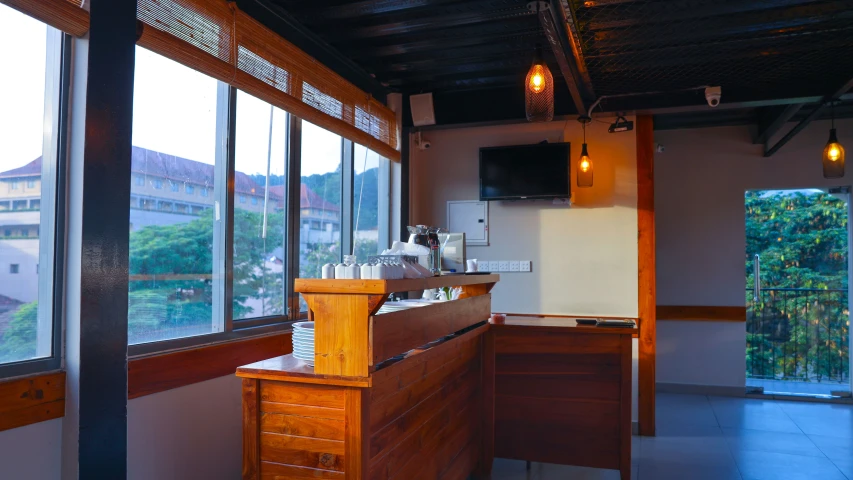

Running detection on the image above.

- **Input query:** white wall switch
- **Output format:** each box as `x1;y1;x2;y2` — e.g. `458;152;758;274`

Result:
488;261;500;272
509;261;520;272
498;261;510;272
520;261;531;272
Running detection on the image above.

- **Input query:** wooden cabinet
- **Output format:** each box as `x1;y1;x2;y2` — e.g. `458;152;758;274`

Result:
490;317;635;480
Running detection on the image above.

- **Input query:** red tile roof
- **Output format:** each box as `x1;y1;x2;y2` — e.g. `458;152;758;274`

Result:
0;157;42;178
131;147;266;197
2;148;338;212
267;184;340;212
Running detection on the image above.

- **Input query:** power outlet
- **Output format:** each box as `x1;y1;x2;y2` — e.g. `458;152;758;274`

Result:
509;261;520;272
520;261;531;272
488;261;500;272
498;261;510;272
477;261;489;272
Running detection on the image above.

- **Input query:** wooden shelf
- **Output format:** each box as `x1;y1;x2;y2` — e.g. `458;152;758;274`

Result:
294;273;500;294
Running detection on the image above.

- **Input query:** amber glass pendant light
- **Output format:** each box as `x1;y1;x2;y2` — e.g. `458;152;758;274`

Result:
577;116;593;187
823;101;845;179
525;43;554;122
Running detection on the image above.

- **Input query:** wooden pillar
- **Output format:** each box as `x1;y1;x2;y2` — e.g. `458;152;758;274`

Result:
637;115;656;436
77;0;136;475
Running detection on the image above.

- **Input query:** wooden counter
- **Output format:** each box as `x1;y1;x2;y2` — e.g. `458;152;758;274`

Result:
237;275;499;480
489;315;636;480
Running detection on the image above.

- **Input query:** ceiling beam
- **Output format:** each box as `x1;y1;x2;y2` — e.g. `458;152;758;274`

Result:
752;104;804;145
764;76;853;157
537;1;591;115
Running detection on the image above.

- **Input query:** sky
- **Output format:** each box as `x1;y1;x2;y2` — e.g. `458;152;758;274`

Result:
0;3;381;180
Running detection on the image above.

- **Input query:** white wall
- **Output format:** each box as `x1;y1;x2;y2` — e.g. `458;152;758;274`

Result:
127;375;243;480
411;120;638;316
411;119;640;418
0;419;62;479
654;119;853;389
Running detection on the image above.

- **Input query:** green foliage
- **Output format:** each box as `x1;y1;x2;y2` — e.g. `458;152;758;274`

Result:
0;302;38;363
1;169;383;351
745;190;849;384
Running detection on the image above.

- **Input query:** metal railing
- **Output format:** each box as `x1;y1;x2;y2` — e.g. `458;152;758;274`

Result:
747;288;849;384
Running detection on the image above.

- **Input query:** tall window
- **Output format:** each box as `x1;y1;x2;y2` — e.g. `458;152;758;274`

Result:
299;122;343;280
232;90;288;321
129;47;220;344
0;5;63;371
353;145;390;260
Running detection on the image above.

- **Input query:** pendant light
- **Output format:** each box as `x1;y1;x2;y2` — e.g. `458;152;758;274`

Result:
823;100;845;179
525;41;554;122
577;115;593;187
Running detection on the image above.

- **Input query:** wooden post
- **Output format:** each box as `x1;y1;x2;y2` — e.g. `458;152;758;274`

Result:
637;114;656;436
242;379;261;480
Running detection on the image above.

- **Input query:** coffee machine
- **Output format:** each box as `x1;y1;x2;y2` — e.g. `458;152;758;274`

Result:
407;225;442;276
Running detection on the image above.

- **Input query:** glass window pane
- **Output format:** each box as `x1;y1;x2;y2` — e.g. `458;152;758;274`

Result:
0;5;52;364
129;47;220;344
353;145;388;261
232;90;288;320
299;122;342;284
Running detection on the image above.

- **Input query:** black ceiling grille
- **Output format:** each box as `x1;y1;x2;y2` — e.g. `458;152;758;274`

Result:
568;0;853;102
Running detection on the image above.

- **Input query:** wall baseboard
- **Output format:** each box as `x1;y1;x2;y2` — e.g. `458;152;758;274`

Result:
657;382;745;397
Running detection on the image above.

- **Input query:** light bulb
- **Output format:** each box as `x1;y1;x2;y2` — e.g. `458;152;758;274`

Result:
527;64;546;94
579;157;591;173
828;144;841;161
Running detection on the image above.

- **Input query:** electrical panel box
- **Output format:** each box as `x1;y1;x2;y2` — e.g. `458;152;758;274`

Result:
447;200;488;246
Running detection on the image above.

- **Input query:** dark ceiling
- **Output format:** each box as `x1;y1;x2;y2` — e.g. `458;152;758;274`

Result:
245;0;853;138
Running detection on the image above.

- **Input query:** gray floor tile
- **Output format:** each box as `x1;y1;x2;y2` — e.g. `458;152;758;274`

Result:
721;427;825;457
639;435;735;468
732;450;847;480
711;402;803;434
657;395;719;428
830;456;853;480
491;458;536;480
536;463;624;480
638;463;742;480
791;416;853;439
807;434;853;462
777;401;853;420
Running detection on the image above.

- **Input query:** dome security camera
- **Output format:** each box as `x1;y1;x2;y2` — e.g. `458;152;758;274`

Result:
705;86;722;107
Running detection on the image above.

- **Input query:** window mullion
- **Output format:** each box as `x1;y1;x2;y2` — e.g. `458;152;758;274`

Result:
285;116;302;318
34;27;64;359
213;83;236;333
341;139;354;258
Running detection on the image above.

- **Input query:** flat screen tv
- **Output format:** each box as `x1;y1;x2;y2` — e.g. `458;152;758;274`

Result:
479;142;570;200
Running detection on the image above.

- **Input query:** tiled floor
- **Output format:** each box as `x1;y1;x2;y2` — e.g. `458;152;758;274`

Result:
747;378;850;396
490;393;853;479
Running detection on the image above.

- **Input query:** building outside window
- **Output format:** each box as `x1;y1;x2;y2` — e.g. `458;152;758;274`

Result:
170;182;179;192
136;175;145;186
0;4;63;371
232;90;288;321
129;47;221;345
299;121;342;285
201;188;208;197
186;184;194;194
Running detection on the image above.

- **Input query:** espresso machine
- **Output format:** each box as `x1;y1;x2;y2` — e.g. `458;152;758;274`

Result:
407;225;442;276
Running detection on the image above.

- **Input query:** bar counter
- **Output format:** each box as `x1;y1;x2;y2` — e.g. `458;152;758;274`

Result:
237;274;499;480
237;275;638;480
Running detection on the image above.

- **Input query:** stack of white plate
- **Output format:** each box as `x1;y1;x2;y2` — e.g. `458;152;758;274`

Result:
292;322;314;366
376;299;435;315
